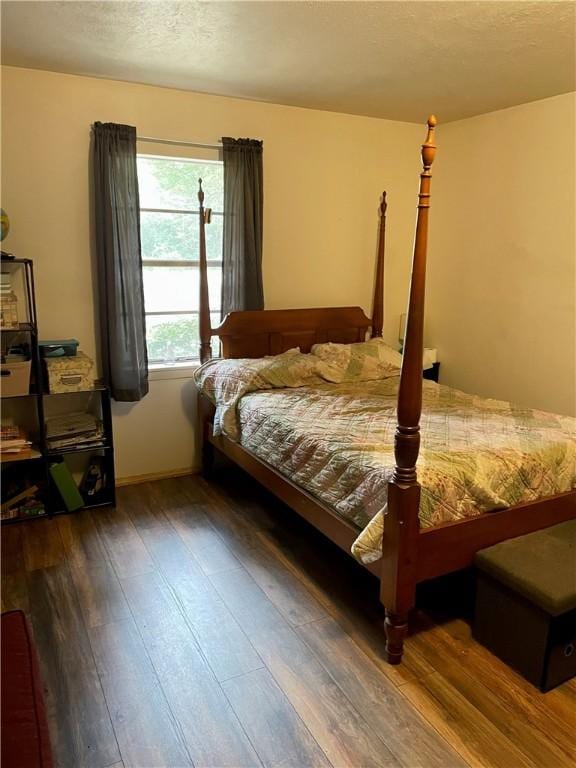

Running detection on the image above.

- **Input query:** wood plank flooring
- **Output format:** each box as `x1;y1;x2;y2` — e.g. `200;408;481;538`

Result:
2;467;575;768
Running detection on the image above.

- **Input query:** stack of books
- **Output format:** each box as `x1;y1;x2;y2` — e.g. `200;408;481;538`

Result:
0;272;12;296
0;272;18;329
45;412;104;452
0;425;32;460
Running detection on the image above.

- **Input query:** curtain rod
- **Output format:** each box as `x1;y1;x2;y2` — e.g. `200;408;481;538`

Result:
137;135;222;150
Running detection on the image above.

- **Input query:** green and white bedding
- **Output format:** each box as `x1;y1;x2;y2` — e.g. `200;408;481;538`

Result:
194;342;576;564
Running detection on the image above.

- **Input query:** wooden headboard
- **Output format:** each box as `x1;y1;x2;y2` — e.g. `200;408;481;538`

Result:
213;306;371;359
196;182;387;363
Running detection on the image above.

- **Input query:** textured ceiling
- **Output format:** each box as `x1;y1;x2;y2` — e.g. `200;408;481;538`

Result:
1;1;575;123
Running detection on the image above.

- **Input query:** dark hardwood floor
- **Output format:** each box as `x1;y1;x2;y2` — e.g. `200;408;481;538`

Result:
2;468;575;768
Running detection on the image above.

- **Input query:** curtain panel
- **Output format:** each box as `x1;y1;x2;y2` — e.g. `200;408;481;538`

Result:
221;137;264;316
92;122;149;401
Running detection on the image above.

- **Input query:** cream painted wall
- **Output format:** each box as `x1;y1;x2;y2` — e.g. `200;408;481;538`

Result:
1;66;422;478
426;93;576;416
3;68;572;479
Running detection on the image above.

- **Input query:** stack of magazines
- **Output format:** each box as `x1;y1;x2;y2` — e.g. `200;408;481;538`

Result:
45;412;104;451
1;425;32;459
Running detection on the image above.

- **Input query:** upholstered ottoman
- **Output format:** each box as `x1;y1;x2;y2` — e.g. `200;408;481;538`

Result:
473;520;576;692
1;610;53;768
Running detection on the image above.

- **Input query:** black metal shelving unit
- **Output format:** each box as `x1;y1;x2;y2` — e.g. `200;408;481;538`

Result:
1;258;116;523
41;384;116;516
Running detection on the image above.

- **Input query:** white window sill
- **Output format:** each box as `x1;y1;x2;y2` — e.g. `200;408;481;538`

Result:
148;361;200;381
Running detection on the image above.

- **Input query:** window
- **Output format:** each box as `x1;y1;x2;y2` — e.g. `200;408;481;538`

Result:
137;155;223;366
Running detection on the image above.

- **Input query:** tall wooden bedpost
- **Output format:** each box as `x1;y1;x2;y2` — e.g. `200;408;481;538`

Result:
198;178;213;364
381;116;437;664
198;179;216;475
371;191;386;338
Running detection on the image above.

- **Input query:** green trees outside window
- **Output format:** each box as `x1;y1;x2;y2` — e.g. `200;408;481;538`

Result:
137;155;223;364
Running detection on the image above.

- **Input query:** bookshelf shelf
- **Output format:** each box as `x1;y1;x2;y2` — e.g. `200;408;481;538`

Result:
52;496;114;516
1;391;43;400
46;443;111;457
1;258;116;523
0;322;36;334
1;511;48;526
1;448;43;464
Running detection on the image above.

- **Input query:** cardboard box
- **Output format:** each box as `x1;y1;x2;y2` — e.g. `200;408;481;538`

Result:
44;351;95;393
0;359;31;396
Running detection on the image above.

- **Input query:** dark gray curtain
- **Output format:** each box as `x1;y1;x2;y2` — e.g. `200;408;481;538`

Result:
93;122;148;401
221;137;264;316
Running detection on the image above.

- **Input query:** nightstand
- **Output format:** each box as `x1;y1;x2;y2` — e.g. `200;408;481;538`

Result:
423;362;440;383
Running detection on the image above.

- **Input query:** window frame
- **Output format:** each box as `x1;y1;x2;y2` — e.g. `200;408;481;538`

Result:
137;154;223;368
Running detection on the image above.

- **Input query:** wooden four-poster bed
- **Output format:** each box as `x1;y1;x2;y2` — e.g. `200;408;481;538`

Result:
195;117;576;664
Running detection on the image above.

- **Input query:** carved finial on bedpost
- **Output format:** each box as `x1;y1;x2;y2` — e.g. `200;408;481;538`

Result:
198;178;213;363
379;190;388;218
371;191;387;338
421;115;437;173
381;116;439;666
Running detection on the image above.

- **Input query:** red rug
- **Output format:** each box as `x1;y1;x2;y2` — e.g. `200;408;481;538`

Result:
1;610;53;768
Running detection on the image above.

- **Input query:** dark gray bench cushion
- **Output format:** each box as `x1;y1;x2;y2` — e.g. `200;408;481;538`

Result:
474;520;576;616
